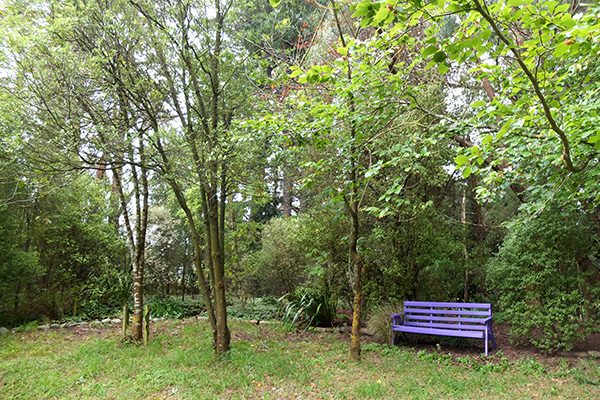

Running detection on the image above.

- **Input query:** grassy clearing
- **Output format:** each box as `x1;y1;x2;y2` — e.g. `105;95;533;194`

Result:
0;320;598;399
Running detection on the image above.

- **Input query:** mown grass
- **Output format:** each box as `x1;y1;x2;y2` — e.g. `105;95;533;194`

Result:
0;319;598;399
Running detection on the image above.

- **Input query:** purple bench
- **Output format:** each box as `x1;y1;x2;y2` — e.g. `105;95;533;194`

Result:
391;301;497;356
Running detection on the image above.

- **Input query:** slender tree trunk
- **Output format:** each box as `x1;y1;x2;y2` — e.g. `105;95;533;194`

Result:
348;203;363;361
181;257;186;301
207;187;230;354
332;0;363;360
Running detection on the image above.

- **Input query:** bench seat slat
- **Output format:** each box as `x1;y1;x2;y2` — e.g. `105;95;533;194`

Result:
405;315;489;324
402;321;487;331
395;325;485;339
403;308;491;316
404;301;492;309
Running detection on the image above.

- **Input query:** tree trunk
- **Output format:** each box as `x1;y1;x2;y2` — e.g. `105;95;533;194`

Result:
349;204;363;361
331;0;363;361
207;187;230;354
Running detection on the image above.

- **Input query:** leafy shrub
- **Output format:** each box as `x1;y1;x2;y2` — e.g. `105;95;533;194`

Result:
278;286;336;329
366;301;404;344
227;297;279;321
148;296;205;319
79;300;121;320
244;218;310;296
488;207;600;352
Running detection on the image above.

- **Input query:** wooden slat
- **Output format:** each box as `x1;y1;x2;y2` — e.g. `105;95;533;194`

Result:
405;315;489;324
404;308;490;316
404;301;491;309
404;321;486;331
394;325;485;339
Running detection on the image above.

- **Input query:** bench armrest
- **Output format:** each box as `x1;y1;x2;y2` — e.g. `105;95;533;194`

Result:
390;313;405;325
484;316;493;324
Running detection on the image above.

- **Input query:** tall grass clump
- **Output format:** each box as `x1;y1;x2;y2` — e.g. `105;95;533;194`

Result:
367;301;404;344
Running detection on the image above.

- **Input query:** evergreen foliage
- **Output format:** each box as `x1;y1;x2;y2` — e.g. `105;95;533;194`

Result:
488;207;600;351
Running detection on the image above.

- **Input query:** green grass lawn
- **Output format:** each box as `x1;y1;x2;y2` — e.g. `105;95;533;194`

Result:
0;319;598;399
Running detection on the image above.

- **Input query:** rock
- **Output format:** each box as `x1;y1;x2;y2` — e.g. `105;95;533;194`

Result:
101;318;112;324
589;351;600;358
151;318;159;322
50;324;60;329
38;325;50;330
80;321;88;326
0;327;9;335
91;320;102;326
559;351;588;358
111;318;121;324
60;323;68;329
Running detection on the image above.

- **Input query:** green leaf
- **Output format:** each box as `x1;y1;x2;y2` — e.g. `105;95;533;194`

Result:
337;46;348;56
482;134;493;145
422;45;438;57
471;100;487;108
269;0;282;8
289;69;304;78
433;51;447;63
462;167;472;179
351;2;373;18
365;169;377;178
553;42;569;59
588;135;600;144
372;7;390;25
438;63;450;75
454;155;469;166
361;16;373;28
481;29;492;41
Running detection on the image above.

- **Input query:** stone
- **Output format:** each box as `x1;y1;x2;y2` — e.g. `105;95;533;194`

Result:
111;318;121;324
60;323;68;329
50;324;60;329
101;318;112;324
38;325;50;330
151;318;159;322
559;351;588;358
0;327;9;335
588;351;600;358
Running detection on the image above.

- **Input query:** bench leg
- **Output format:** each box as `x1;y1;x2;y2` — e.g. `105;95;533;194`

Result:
489;325;497;350
485;330;489;356
391;330;396;347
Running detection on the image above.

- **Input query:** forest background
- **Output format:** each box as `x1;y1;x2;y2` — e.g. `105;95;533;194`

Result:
0;0;599;357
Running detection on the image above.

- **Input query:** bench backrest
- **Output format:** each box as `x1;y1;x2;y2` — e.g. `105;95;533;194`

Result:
403;301;492;331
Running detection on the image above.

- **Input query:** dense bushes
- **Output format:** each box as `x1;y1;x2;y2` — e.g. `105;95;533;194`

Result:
227;297;280;321
488;208;600;351
148;296;206;319
0;177;128;326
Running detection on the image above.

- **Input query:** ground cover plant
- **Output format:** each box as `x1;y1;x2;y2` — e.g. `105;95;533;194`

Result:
1;319;599;399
